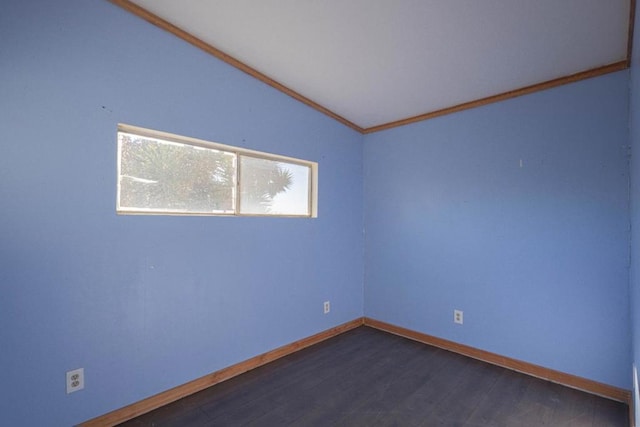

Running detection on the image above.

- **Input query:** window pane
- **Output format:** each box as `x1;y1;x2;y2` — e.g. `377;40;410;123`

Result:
118;132;236;213
239;156;310;216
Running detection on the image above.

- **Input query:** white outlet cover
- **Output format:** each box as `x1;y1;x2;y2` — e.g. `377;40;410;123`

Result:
66;368;84;394
454;310;463;325
323;301;330;314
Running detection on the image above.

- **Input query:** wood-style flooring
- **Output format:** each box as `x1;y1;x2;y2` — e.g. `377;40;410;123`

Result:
118;326;629;426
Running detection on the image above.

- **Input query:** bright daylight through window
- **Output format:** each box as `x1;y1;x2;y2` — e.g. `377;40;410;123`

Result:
117;125;316;217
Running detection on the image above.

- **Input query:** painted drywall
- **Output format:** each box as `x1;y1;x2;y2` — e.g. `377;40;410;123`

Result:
629;2;640;423
364;71;631;389
0;1;363;425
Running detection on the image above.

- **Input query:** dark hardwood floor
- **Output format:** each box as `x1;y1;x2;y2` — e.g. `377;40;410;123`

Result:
118;326;629;426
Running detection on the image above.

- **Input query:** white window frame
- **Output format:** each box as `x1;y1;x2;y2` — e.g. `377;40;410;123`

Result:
116;124;318;218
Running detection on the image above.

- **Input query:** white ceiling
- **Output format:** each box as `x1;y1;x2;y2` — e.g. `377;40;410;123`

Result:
128;0;631;131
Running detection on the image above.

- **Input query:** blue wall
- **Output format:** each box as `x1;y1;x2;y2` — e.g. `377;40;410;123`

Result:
364;71;631;389
2;1;636;426
629;2;640;422
0;1;363;425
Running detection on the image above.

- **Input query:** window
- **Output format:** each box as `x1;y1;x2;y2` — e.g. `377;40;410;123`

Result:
117;124;317;217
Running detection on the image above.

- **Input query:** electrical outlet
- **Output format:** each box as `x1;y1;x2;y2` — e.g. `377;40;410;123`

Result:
454;309;463;325
323;301;330;314
66;368;84;394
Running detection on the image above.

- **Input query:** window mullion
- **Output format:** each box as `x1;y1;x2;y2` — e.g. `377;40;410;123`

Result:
235;153;241;216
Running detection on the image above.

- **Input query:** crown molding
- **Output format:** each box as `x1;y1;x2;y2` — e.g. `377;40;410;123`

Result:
108;0;364;133
110;0;634;135
363;61;629;134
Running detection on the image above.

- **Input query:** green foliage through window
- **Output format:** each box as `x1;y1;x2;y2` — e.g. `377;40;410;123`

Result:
117;126;315;217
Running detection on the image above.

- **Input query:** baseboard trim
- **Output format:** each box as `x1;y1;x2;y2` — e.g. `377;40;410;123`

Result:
80;318;364;427
81;316;630;426
364;317;631;404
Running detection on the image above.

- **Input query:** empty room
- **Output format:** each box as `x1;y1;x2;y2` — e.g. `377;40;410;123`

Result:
2;0;640;426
